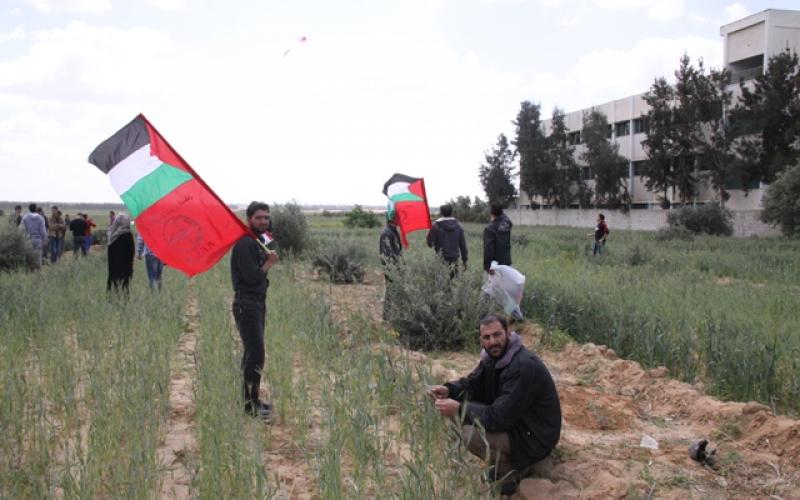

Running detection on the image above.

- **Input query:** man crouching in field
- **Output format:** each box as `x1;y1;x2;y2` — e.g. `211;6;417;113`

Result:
428;314;562;495
231;201;279;419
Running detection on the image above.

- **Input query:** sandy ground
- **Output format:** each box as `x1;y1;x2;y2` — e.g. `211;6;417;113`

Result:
314;273;800;499
155;296;199;499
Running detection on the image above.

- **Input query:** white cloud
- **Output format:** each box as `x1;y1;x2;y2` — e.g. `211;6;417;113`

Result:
723;2;750;23
590;0;684;21
143;0;191;11
523;34;722;113
23;0;112;13
0;26;26;42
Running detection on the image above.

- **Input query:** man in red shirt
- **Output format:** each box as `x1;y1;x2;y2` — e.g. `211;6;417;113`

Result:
82;213;97;255
588;213;609;256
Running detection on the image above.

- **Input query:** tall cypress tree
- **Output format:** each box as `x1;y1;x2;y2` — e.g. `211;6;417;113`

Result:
548;108;581;208
479;134;518;207
695;66;735;205
581;110;629;209
731;49;800;188
671;54;704;203
513;101;550;207
642;77;676;207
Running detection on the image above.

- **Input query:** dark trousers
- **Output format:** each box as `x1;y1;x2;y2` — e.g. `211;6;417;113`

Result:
145;254;164;290
73;236;86;257
232;299;266;408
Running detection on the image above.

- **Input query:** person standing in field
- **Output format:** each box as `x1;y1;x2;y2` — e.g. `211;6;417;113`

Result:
48;206;66;263
379;215;403;319
231;201;279;420
428;314;562;495
106;213;135;296
82;213;96;255
69;213;87;257
137;233;164;291
21;203;47;268
36;207;49;261
426;204;468;272
8;205;22;227
109;210;116;226
587;213;609;256
483;203;513;274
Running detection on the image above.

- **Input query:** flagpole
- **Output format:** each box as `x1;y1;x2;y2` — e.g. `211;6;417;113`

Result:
137;113;276;255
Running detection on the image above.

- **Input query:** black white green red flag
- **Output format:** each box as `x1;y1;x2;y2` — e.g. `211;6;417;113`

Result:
382;173;432;247
88;114;250;277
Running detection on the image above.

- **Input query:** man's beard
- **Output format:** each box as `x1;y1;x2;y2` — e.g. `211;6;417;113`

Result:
488;343;507;360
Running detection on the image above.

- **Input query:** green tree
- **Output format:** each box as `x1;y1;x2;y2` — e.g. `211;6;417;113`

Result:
760;163;800;237
479;133;517;206
671;54;704;203
695;66;735;205
731;49;800;189
547;108;582;208
581;110;629;209
642;76;676;207
513;101;550;206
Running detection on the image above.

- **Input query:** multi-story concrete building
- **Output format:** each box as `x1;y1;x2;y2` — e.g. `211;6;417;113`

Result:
519;9;800;211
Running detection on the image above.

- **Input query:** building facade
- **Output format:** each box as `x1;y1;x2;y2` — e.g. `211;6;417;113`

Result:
518;9;800;211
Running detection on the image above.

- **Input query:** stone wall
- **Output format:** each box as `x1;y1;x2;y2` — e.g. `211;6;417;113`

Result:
508;208;781;237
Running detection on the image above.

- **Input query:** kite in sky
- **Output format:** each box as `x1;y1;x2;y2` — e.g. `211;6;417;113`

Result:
88;114;251;277
283;35;307;57
383;173;432;247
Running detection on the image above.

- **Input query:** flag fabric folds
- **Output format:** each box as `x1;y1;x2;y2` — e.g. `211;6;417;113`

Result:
382;173;432;247
88;114;249;277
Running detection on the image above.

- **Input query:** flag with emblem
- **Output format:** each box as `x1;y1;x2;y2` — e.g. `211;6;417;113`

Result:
382;173;432;247
88;114;250;276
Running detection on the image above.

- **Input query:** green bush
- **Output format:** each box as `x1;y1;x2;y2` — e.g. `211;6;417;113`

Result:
761;164;800;237
0;225;40;272
343;205;380;229
312;241;367;283
445;196;489;223
667;204;733;236
384;249;492;351
271;202;309;254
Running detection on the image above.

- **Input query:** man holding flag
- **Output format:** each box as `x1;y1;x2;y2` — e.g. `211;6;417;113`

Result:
89;114;276;419
231;202;278;419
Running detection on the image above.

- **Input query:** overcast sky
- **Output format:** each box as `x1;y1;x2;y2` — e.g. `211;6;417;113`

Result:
1;0;797;206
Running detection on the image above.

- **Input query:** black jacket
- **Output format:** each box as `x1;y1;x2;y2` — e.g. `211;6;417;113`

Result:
379;224;402;266
231;235;269;301
483;214;513;272
69;218;87;238
445;334;561;470
426;218;468;264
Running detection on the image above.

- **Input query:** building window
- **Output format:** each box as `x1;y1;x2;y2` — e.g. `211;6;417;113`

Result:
632;160;647;176
568;131;581;145
607;124;613;139
581;166;592;180
633;117;650;135
615;121;630;137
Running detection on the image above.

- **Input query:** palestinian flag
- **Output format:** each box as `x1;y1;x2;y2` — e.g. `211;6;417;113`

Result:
88;114;250;277
382;173;432;247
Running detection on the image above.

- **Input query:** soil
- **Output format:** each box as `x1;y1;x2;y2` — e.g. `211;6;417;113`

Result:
315;275;800;500
155;296;199;499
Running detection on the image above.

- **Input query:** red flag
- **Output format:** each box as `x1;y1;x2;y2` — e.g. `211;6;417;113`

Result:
88;114;250;276
383;173;432;247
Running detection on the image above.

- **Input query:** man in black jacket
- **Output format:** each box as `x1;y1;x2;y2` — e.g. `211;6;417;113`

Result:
428;314;561;494
379;217;402;319
231;201;279;419
426;204;468;271
483;204;513;273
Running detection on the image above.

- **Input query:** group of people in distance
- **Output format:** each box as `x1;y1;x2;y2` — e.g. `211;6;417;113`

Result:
232;200;573;495
8;204;165;293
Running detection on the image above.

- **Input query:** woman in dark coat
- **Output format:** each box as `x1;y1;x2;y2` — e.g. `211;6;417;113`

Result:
106;213;135;295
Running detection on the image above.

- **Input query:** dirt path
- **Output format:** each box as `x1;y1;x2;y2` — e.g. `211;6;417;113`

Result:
319;276;800;499
155;296;199;499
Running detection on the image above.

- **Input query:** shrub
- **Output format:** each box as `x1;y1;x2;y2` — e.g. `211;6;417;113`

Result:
343;205;380;229
761;164;800;237
0;225;40;272
445;196;489;223
384;249;493;351
667;204;733;236
625;244;648;266
654;226;694;241
271;202;309;254
91;229;108;246
312;241;367;283
511;234;530;248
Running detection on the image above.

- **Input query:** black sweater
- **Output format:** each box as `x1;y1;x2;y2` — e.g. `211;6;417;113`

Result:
230;235;269;300
483;214;513;271
445;339;561;470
